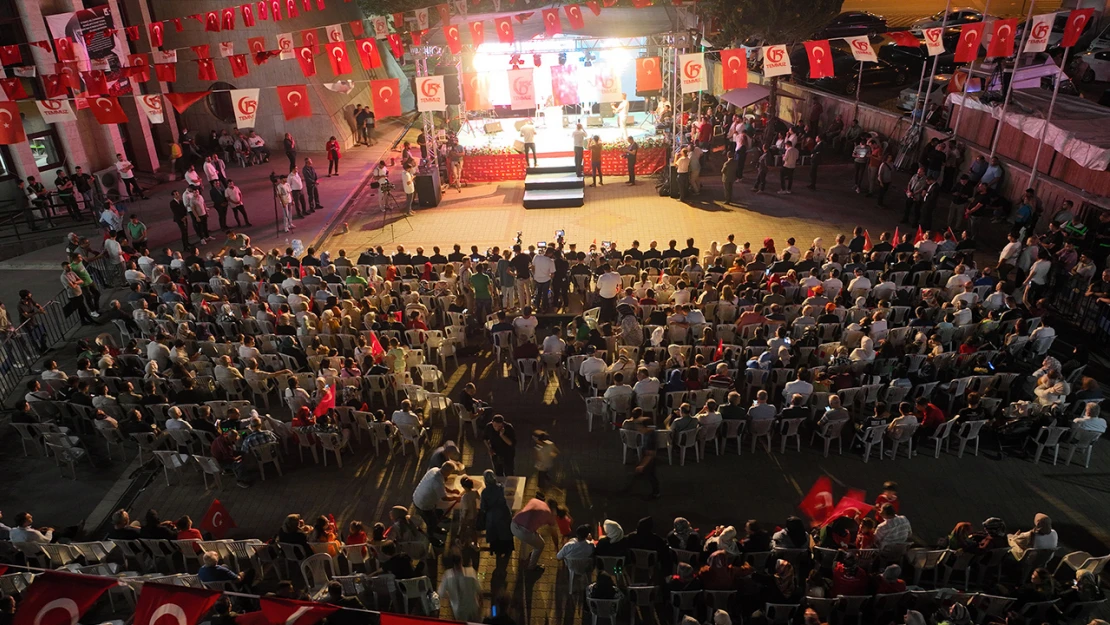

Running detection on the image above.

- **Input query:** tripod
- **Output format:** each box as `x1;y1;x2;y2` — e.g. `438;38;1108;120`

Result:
377;187;411;241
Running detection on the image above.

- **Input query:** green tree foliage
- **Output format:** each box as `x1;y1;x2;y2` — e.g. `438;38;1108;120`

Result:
697;0;844;47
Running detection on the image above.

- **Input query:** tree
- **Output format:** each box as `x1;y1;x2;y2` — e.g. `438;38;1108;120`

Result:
696;0;844;48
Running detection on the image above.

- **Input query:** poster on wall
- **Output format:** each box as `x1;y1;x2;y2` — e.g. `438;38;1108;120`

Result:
45;7;132;109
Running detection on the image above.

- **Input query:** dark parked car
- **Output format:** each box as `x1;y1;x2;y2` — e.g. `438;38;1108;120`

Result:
793;47;909;95
815;11;887;39
872;31;959;75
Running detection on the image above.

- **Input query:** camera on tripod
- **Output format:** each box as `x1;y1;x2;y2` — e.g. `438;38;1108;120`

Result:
380;180;395;192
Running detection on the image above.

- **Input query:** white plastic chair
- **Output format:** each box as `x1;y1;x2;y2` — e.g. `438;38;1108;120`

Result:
955;420;988;458
299;553;336;597
855;424;886;462
698;421;722;456
812;419;846;457
674;427;701;465
778;417;806;453
1061;429;1102;468
1027;426;1070;465
927;420;957;458
153;450;191;485
749;418;774;453
620;429;645;463
886;423;918;459
397;576;434;615
516;358;540;391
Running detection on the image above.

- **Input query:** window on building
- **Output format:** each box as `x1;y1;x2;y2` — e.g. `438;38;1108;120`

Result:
0;146;13;180
206;82;238;125
27;129;63;171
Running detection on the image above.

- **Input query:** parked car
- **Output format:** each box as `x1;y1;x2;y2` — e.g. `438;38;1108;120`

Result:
911;8;983;30
1015;12;1097;52
815;11;887;39
872;31;959;75
805;55;909;96
898;74;952;110
1073;49;1110;82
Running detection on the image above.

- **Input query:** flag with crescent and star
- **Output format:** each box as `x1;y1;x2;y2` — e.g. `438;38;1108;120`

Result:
371;78;402;117
0;102;25;145
11;572;117;625
133;584;221;625
200;498;237;538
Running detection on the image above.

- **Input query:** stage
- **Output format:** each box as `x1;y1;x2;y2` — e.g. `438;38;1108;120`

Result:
452;111;669;183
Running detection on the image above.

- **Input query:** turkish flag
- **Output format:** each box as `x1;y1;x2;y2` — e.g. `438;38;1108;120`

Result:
221;7;236;30
87;96;128;124
125;25;140;40
1063;8;1094;48
127;54;150;82
155;63;177;82
199;498;238;538
987;18;1018;58
437;3;451;25
54;37;75;61
80;70;108;95
241;4;256;27
192;44;211;59
257;0;268;19
57;64;80;90
0;45;20;65
165;91;210;114
636;56;662;91
386;34;404;58
42;75;66;98
542;9;562;36
954;22;984;63
295;47;316;77
887;31;918;47
248;37;267;56
468;21;485;46
798;475;834;525
149;22;165;47
314;385;336;417
494;17;514;43
462;72;490;110
197;58;218;81
230;54;250;77
721;48;747;90
804;40;834;79
0;78;26;100
171;17;183;31
444;24;462;54
12;572;118;625
411;30;425;45
372;78;402;117
349;20;364;37
369;332;385;362
355;38;382;69
260;598;338;625
564;4;585;29
317;0;326;8
301;29;320;55
631;0;651;6
134;584;221;625
286;0;300;18
585;1;601;15
205;11;221;32
276;85;312;121
0;101;24;145
820;496;874;527
270;0;281;21
325;43;352;76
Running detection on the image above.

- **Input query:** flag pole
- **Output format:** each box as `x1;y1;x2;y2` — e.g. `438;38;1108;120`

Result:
989;0;1038;157
914;0;951;120
1028;45;1070;188
853;61;863;120
951;0;993;137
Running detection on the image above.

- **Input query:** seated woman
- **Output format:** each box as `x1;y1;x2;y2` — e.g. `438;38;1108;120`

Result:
698;550;754;591
667;517;703;552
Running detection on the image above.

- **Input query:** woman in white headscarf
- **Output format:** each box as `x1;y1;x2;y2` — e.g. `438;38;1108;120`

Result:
810;238;827;264
594;519;628;558
850;336;877;363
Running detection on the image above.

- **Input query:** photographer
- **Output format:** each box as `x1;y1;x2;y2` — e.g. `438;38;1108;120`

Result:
402;162;416;216
371;160;389;209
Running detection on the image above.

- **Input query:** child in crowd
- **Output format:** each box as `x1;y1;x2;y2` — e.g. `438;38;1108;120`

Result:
455;476;481;568
533;430;558;489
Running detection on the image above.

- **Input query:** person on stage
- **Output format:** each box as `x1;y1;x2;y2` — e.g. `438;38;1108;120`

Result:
589;135;604;187
572;123;587;178
625;137;638;186
519;120;538;167
612;93;629;138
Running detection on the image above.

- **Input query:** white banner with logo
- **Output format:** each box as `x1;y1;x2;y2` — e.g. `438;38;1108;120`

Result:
152;49;177;64
230;88;260;129
679;52;707;94
415;8;429;30
922;28;945;56
761;44;792;77
1024;14;1054;53
277;33;295;60
372;17;389;37
35;99;76;124
219;42;235;57
595;65;622;103
845;36;877;63
415;76;446;112
325;24;344;43
137;94;164;124
508;68;535;110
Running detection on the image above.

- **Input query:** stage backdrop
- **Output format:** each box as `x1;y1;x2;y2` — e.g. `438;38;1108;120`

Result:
450;136;667;183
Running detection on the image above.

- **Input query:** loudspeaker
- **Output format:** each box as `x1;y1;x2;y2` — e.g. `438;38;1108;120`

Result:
587;116;603;127
484;121;502;133
415;169;442;207
443;74;461;106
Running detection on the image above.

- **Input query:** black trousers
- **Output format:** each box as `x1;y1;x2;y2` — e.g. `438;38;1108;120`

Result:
285;151;296;171
627;157;636;183
736;149;746;178
780;167;795;191
175;218;190;248
231;205;249;226
574;147;584;176
630;460;659;496
677;172;690;201
191;214;210;239
592;161;603;185
215;206;229;231
754;169;767;191
307;184;321;209
492;452;514;477
523;143;537;166
328;159;339;176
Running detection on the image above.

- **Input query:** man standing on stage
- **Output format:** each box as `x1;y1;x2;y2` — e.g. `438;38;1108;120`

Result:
519;119;537;167
589;135;604;187
625;137;638;185
612;93;629;138
572;123;587;178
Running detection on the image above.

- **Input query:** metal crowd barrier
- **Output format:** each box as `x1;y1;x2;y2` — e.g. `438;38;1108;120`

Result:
0;291;83;401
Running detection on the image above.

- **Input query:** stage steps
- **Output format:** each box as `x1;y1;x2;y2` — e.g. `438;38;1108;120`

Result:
523;158;584;209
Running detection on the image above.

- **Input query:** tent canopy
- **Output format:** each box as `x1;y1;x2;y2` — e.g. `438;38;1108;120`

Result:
720;84;771;109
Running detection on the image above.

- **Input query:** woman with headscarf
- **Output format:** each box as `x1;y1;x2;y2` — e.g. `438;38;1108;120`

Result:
772;517;810;549
587;570;624;602
764;559;801;603
666;562;704;593
477;470;514;557
667;518;703;552
810;238;827;264
849;336;877;363
697;549;754;591
704;525;740;559
946;521;974;550
759;238;776;257
663;369;685;394
625;517;671;573
1014;567;1057;609
1008;513;1058;560
1058;570;1105;612
617;304;643;348
874;564;906;593
967;517;1008;554
594;520;629;558
831;553;868;596
740;520;772;553
421;262;433;281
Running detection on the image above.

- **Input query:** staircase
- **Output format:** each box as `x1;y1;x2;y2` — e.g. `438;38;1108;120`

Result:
523;158;584;209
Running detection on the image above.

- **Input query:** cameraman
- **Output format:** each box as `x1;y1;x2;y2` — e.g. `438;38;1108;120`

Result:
371;160;389;209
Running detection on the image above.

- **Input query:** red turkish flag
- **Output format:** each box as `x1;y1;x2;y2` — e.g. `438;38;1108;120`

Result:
221;7;236;30
564;4;585;29
987;18;1017;58
721;48;747;90
468;21;485;46
0;79;27;100
301;29;320;55
436;3;451;25
12;572;118;625
124;25;140;40
349;20;364;36
171;17;183;31
798;475;834;525
295;47;316;77
1062;8;1094;48
316;0;326;9
247;37;267;55
411;30;425;45
285;0;300;18
230;54;250;77
0;45;20;64
270;0;281;21
371;78;402;117
57;63;80;90
86;96;129;124
80;70;108;95
197;58;218;81
42;74;67;98
260;598;338;625
314;385;336;417
256;0;268;19
636;56;662;91
54;37;75;61
199;498;238;538
241;4;256;27
494;17;514;43
631;0;651;6
444;24;462;54
149;22;165;47
276;85;311;121
954;22;984;63
804;40;834;79
154;63;177;82
355;38;382;69
887;31;918;47
462;72;490;110
127;54;150;82
820;496;874;527
386;34;404;58
585;1;601;15
192;44;211;59
165;91;210;114
0;101;24;145
325;42;352;75
134;584;221;625
541;9;562;36
392;12;404;29
204;11;221;32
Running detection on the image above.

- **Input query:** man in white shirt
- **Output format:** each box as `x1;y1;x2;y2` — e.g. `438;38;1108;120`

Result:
520;120;537;167
542;327;566;357
531;247;556;312
673;148;691;202
512;307;539;342
115;153;147;199
276;175;293;232
603;372;634;404
951;282;979;307
557;525;596;560
612;93;629;138
632;367;660;396
288;168;307;217
872;275;897;302
571;123;588;177
696;399;722;427
392;399;423;428
915;235;937;260
184;186;212;243
184;165;202;188
402;163;416;216
371;160;389;209
147;339;171;370
1073;403;1107;434
9;512;52;544
578;347;607;388
411;463;458;537
847;268;871;297
165;407;193;430
596;265;622;323
778;141;799;194
749;390;776;421
782;370;814;403
998;233;1022;267
203;155;221;186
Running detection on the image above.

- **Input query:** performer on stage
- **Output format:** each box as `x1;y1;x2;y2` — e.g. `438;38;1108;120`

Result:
612;93;629;138
519;120;538;167
572;123;587;178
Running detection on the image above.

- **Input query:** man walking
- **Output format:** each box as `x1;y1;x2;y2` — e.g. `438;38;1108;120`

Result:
169;190;190;248
625;136;638;185
303;158;321;211
225;180;251;228
61;261;95;323
721;152;738;205
184;185;211;244
753;144;770;193
354;105;370;145
572;123;587;178
519;119;537;167
807;135;824;190
778;140;798;194
484;415;517;476
629;417;659;498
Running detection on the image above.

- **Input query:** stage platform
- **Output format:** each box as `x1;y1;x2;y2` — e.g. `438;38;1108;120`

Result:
523;158;584;209
456;112;656;157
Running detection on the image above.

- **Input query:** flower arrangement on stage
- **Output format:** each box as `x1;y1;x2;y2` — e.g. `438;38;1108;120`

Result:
451;136;670;184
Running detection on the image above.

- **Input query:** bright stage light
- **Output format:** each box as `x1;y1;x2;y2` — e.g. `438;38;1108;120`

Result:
600;46;634;71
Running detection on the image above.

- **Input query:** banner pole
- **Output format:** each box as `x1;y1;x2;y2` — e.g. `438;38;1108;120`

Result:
989;0;1038;157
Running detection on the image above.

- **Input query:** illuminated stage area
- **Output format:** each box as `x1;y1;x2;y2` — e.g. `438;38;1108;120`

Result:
454;111;658;156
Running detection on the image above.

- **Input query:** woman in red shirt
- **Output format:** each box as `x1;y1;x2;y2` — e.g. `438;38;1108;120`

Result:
176;515;203;541
325;136;341;176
